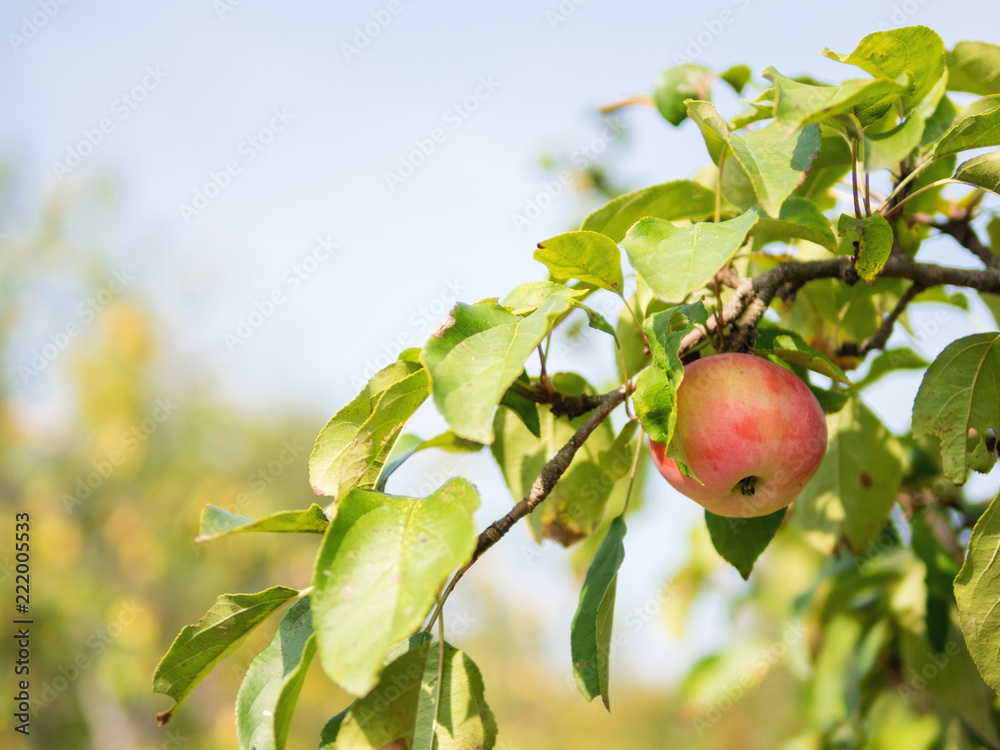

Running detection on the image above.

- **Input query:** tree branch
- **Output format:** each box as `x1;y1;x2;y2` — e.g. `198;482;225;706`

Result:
455;251;1000;590
839;281;925;358
931;217;1000;270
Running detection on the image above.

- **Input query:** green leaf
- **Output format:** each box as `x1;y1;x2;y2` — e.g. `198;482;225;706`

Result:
571;515;626;709
417;431;485;454
866;112;925;171
499;386;541;439
309;359;430;500
704;507;785;580
331;640;497;749
632;303;708;452
720;64;752;94
413;640;442;750
754;329;852;384
749;196;837;252
534;230;624;293
499;280;586;312
954;149;1000;196
856;348;929;389
729;122;823;218
798;397;903;552
688;100;822;217
654;64;715;126
623;210;759;302
912;332;1000;484
235;597;316;750
196;504;329;542
955;490;1000;694
946;41;1000;96
152;586;299;724
421;297;573;442
823;26;947;112
837;212;894;284
933;96;1000;157
581;180;722;243
765;66;904;128
311;480;478;695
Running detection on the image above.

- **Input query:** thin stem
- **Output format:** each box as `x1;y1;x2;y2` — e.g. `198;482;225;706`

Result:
715;147;728;224
851;140;863;220
880;154;935;210
598;94;655;114
621;428;645;516
882;179;956;219
620;294;652;352
864;169;872;217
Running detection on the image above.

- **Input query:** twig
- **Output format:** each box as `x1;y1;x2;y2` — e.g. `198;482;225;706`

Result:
930;217;1000;270
838;281;925;358
597;94;655;114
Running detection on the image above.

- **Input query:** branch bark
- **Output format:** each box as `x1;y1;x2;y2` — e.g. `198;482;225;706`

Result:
460;251;1000;581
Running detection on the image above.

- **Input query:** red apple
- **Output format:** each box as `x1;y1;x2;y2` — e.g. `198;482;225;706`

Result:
648;352;827;518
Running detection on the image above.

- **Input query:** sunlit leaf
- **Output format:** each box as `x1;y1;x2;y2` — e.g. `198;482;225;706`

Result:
754;328;852;384
749;196;837;252
866;112;925;171
654;64;715;125
912;332;1000;484
153;586;300;724
196;504;329;542
765;66;904;128
823;26;947;112
954;149;1000;196
421;297;573;442
623;210;758;302
955;490;1000;695
581;180;722;242
236;597;316;750
311;480;478;695
499;280;586;312
946;41;1000;96
310;359;430;500
534;230;624;293
798;397;903;552
933;96;1000;157
571;515;626;709
632;303;708;458
329;640;497;749
837;213;893;284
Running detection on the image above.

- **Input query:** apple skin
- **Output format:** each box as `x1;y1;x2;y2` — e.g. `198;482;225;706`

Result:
648;352;828;518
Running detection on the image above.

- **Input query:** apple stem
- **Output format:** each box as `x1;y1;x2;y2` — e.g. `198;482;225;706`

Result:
735;476;758;496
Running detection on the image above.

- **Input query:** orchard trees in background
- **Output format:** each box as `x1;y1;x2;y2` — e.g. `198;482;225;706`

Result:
154;26;1000;749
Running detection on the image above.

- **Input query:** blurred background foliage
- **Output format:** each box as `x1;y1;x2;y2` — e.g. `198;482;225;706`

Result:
2;140;998;749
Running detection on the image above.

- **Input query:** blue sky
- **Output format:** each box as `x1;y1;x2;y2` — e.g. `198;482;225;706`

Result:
3;0;999;690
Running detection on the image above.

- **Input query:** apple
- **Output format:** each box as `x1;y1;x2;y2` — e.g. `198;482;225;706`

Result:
648;352;828;518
